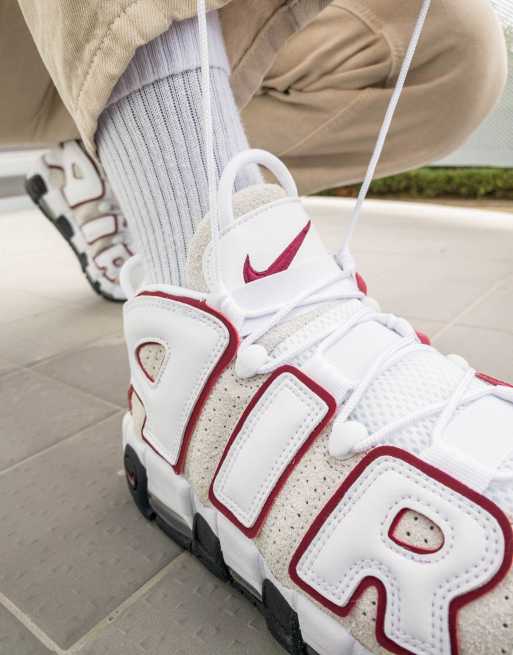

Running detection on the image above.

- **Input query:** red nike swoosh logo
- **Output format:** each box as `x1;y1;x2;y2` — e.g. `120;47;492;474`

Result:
243;221;311;284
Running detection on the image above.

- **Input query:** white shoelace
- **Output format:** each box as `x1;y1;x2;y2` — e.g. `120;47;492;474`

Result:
237;271;513;475
196;0;513;485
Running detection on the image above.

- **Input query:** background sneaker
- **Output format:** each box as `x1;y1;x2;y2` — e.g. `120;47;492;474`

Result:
25;140;132;302
120;150;513;655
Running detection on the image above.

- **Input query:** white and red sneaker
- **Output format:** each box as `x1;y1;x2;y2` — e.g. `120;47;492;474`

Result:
25;140;131;302
121;149;513;655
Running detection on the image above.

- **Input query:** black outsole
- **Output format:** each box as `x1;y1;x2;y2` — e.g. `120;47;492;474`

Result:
24;174;124;304
123;446;318;655
124;445;155;519
25;173;48;205
264;579;305;654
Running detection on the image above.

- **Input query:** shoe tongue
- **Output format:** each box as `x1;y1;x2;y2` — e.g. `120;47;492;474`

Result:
187;184;343;312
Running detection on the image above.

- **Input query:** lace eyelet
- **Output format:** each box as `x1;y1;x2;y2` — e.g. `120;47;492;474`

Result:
235;344;268;379
447;354;468;370
329;419;369;460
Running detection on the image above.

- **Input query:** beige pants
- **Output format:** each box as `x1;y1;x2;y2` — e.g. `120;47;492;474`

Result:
2;0;507;194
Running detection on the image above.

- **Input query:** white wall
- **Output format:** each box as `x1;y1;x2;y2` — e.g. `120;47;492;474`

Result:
436;1;513;168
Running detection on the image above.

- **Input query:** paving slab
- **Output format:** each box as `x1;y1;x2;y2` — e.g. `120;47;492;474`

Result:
315;201;513;264
0;356;17;378
0;368;116;471
313;198;513;324
0;288;66;326
0;605;51;655
458;275;513;331
433;325;513;382
378;198;513;215
34;335;129;409
0;249;99;306
80;553;282;655
0;303;122;367
0;208;98;306
355;250;511;323
0;413;182;649
0;209;58;259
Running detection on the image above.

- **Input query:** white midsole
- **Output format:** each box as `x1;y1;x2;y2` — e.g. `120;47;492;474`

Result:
122;412;371;655
28;158;124;300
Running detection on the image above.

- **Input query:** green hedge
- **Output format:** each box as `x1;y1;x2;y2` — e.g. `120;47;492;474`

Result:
323;167;513;200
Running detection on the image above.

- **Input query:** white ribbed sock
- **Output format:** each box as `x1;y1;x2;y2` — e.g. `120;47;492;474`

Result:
96;12;261;285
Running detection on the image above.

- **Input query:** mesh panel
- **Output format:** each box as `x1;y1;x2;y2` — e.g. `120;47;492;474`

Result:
352;350;463;451
267;301;361;358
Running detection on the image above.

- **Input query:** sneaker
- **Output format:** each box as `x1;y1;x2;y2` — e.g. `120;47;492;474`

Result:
25;140;131;302
121;149;513;655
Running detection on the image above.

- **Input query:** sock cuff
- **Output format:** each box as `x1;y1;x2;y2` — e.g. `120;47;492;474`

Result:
107;11;229;108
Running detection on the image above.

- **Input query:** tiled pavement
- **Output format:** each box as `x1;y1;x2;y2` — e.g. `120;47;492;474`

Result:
0;198;512;654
